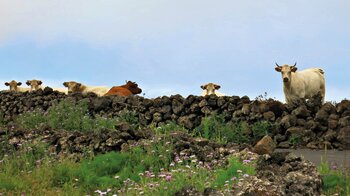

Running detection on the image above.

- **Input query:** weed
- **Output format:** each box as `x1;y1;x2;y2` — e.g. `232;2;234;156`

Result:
251;121;274;143
289;133;302;147
116;108;139;126
194;113;250;144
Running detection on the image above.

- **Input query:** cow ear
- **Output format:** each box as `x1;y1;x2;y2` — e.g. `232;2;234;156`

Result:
63;82;68;87
4;82;9;86
26;81;31;86
38;80;42;85
291;66;298;72
17;82;22;86
275;66;282;72
201;85;206;90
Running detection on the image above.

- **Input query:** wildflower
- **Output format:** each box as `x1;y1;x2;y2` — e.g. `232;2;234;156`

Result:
114;175;120;179
243;174;249;178
166;175;172;182
237;170;242;173
139;191;144;195
331;164;337;170
158;174;166;178
170;162;175;167
185;165;191;169
243;159;250;164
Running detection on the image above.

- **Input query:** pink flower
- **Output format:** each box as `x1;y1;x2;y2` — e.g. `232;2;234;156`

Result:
165;175;172;182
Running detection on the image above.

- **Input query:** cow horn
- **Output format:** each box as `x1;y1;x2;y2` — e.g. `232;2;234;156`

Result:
293;62;297;67
275;62;280;67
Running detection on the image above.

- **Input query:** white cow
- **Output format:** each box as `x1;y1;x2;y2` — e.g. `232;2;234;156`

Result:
63;81;109;96
201;83;225;96
26;79;68;94
4;80;30;92
275;63;325;104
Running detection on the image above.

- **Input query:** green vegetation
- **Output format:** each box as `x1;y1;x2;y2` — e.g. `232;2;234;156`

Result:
213;156;256;188
194;113;249;144
153;121;187;134
15;100;116;131
0;135;258;195
194;113;274;144
318;159;350;196
289;133;303;147
0;100;347;195
116;108;140;126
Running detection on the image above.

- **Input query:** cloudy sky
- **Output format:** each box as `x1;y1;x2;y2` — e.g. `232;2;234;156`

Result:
0;0;349;101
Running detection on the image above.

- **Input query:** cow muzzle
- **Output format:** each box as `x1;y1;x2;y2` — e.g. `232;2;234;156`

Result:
283;78;289;83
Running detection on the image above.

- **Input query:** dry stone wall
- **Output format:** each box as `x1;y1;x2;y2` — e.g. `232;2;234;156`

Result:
1;87;349;149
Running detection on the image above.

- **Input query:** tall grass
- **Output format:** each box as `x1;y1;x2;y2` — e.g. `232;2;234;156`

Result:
15;100;116;131
194;113;274;144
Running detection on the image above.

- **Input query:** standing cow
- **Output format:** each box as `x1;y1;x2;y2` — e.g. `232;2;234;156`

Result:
275;62;325;104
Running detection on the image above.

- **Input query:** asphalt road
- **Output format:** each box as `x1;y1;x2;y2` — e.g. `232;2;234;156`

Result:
276;148;350;168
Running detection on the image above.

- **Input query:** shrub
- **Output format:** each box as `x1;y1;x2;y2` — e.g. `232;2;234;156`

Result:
116;109;139;126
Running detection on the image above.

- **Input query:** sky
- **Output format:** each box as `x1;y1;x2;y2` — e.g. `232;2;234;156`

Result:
0;0;349;102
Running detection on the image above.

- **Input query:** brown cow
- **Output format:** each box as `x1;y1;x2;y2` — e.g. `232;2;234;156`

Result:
105;81;142;96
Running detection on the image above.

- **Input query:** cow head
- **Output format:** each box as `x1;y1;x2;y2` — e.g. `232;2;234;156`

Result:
275;62;297;83
5;80;22;91
63;81;82;94
124;81;142;94
201;83;221;95
26;79;43;91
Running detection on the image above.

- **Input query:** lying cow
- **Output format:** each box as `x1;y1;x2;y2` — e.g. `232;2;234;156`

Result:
105;81;142;96
275;62;325;104
63;81;109;96
201;83;225;96
4;80;30;92
26;79;68;94
26;79;43;91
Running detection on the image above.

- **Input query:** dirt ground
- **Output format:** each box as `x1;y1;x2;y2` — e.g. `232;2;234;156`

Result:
276;148;350;169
